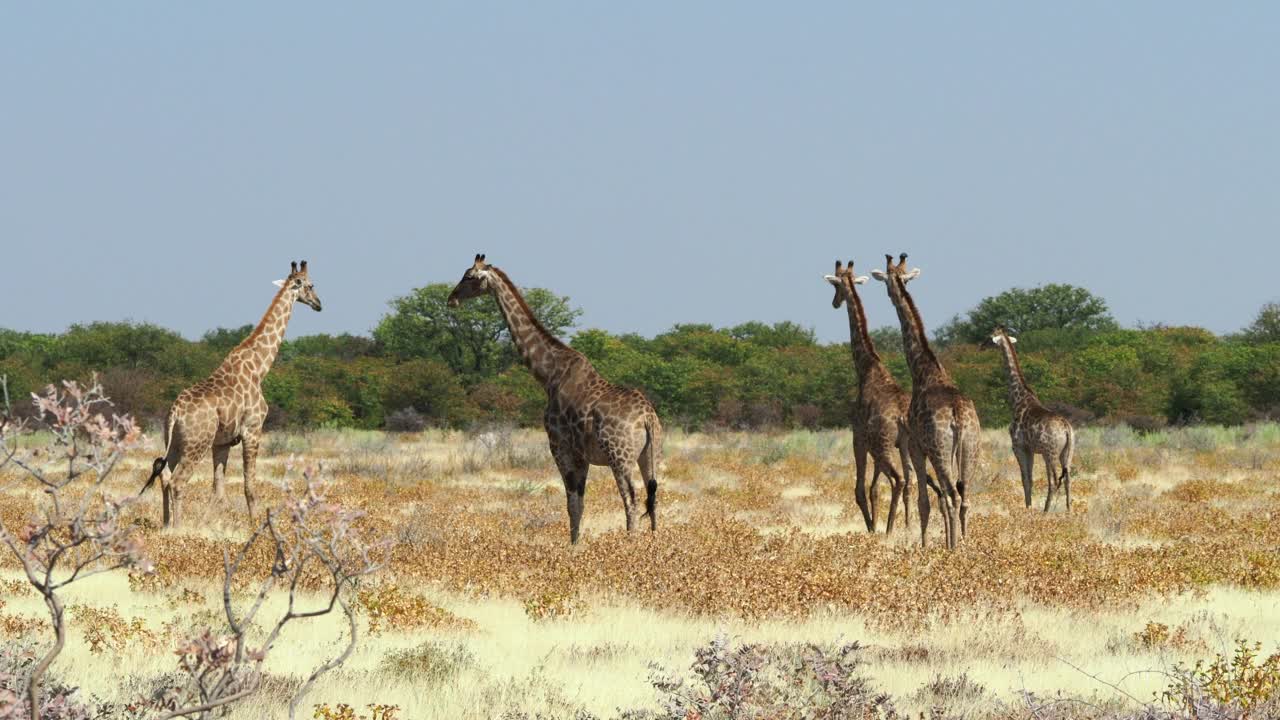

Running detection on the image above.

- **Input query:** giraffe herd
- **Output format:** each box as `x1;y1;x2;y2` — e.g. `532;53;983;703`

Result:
139;253;1075;551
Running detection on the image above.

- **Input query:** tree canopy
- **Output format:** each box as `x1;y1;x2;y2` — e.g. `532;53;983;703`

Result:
935;284;1117;346
372;283;582;379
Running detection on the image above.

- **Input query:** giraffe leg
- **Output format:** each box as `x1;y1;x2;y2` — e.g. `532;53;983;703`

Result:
565;463;588;544
610;461;639;532
869;466;883;532
929;450;958;549
882;462;904;534
897;430;913;531
241;434;262;521
212;443;231;500
161;479;173;527
166;459;198;529
853;438;873;533
1042;453;1058;512
1062;465;1072;511
1013;446;1033;509
909;444;931;548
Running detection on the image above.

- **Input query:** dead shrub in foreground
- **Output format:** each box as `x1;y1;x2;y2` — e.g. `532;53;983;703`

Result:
0;377;150;720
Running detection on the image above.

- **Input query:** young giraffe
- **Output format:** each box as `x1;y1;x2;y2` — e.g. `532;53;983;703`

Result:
447;254;662;544
823;259;914;533
140;261;322;528
984;326;1075;512
871;253;981;549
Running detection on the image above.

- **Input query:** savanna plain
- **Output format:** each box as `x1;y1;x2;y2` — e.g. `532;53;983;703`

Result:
3;423;1280;719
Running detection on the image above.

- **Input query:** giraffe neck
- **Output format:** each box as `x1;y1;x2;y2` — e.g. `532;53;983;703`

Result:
487;268;570;387
886;277;950;388
997;339;1037;411
225;287;295;384
842;282;885;382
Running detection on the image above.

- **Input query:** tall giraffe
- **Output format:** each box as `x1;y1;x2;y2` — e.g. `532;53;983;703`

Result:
871;253;981;549
823;259;914;533
140;261;322;527
447;254;662;544
984;326;1075;511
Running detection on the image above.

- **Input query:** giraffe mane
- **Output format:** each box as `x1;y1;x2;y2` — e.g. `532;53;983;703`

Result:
235;281;292;352
894;274;942;368
844;276;881;364
1001;331;1039;403
489;266;570;351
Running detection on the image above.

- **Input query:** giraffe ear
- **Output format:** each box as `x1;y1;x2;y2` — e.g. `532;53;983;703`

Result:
272;279;286;288
852;275;869;285
870;269;889;282
902;268;921;283
823;274;840;286
1008;336;1018;344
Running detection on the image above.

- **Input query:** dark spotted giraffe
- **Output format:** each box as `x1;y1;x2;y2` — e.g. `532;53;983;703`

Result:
824;259;914;533
448;254;661;544
984;326;1075;511
140;261;322;527
872;253;981;549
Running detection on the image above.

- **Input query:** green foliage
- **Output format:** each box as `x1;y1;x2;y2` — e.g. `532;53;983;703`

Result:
373;283;581;378
935;283;1118;346
1;286;1277;431
1243;302;1280;344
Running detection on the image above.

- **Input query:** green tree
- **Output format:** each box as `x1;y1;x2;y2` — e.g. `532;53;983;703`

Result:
935;284;1117;346
373;283;581;380
729;321;817;348
1243;302;1280;344
200;325;254;354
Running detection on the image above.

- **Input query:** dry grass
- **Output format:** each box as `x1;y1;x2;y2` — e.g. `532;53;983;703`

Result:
2;424;1279;717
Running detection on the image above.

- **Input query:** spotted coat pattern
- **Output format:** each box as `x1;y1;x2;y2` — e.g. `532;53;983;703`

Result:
140;261;321;528
872;254;981;550
826;260;914;534
988;327;1075;512
448;255;662;544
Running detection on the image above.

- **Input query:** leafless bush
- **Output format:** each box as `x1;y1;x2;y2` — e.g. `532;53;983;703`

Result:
384;408;426;433
0;376;150;720
147;462;390;720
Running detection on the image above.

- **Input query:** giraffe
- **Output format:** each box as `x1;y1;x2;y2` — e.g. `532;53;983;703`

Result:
447;254;662;544
139;261;322;528
984;325;1075;512
871;253;981;549
823;259;914;533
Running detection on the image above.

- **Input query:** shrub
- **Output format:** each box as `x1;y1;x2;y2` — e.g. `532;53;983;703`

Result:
1162;639;1280;716
378;642;474;684
384;407;426;433
638;635;901;720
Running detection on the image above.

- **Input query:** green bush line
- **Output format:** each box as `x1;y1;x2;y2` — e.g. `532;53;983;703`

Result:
2;319;1277;432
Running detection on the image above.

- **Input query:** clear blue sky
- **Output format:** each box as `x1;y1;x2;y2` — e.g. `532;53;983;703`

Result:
3;3;1277;343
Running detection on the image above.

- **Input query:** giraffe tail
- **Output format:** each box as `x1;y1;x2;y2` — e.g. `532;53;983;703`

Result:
640;415;660;525
140;413;178;496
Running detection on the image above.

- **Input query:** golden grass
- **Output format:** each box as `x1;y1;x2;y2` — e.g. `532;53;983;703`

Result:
2;425;1279;717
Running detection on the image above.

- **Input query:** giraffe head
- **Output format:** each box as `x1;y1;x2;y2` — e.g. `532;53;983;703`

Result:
273;260;323;311
870;252;921;294
982;325;1019;349
823;259;868;309
447;254;494;307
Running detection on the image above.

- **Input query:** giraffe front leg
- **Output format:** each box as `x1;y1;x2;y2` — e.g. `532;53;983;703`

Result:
853;439;873;533
241;433;262;521
1013;446;1033;509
